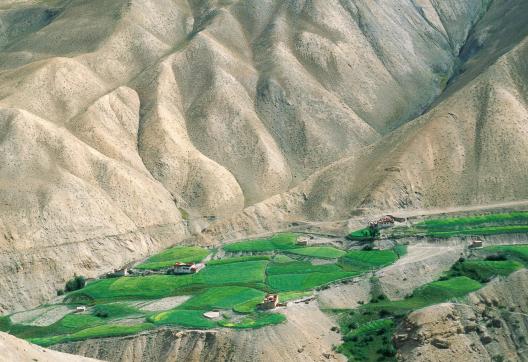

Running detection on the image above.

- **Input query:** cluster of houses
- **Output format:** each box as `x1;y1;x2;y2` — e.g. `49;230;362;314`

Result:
168;262;205;275
103;261;206;280
368;215;396;230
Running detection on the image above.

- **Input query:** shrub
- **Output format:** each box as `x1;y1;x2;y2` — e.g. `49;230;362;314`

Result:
94;310;109;318
65;275;86;292
56;289;64;296
486;254;507;261
379;309;391;317
377;346;396;357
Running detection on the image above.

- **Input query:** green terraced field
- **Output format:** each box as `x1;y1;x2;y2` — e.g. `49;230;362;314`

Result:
425;225;528;238
388;211;528;240
149;310;216;329
277;291;312;302
483;244;528;261
136;246;209;270
267;261;345;275
71;260;268;302
218;313;286;329
179;287;265;310
0;314;104;340
206;256;271;265
4;235;409;347
267;259;356;292
92;303;142;319
448;260;523;282
223;233;299;252
30;323;154;347
267;271;355;292
340;250;398;272
285;246;346;259
416;211;528;229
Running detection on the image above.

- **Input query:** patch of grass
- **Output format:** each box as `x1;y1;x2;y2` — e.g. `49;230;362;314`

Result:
206;256;271;266
223;233;299;253
69;275;195;302
426;226;528;238
278;291;312;303
393;244;407;258
339;250;398;272
413;276;482;301
346;318;394;337
92;303;142;319
272;254;296;263
1;314;104;340
196;260;268;287
149;310;216;329
232;294;267;314
339;317;396;362
218;313;285;329
267;271;355;292
417;211;528;229
448;260;523;282
180;286;265;311
482;244;528;262
285;247;345;259
136;246;208;270
390;211;528;239
30;323;154;347
0;316;10;331
267;261;345;275
266;259;355;292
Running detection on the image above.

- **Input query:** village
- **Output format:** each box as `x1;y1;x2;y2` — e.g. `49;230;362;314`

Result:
2;208;527;353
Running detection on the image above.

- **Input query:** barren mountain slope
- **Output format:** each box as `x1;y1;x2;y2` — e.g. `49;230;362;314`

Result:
0;331;101;362
0;0;493;311
199;0;528;239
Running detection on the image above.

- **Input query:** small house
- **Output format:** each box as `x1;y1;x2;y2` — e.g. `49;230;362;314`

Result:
170;262;205;275
257;294;279;310
75;306;87;313
469;240;483;249
114;268;129;277
368;215;395;230
296;236;309;246
203;311;221;319
106;268;129;278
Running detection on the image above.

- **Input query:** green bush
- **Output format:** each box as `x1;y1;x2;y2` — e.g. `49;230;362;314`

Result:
65;275;86;292
223;233;299;252
136;246;209;270
92;303;141;319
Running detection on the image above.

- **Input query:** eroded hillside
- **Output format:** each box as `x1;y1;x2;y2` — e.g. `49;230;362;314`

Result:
0;0;504;312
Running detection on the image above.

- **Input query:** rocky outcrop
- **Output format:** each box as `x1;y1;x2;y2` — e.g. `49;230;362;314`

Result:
395;270;528;361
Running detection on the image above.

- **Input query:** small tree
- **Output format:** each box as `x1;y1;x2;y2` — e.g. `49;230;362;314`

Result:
65;274;86;292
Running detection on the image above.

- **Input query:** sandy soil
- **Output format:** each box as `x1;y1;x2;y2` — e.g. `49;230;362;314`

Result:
136;296;191;312
10;305;71;327
0;331;101;362
377;245;464;299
